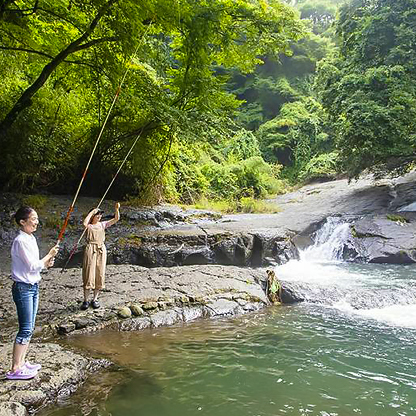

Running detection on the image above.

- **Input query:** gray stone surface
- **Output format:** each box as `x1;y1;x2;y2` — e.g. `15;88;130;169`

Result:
0;343;110;414
1;171;416;413
0;264;269;340
0;402;27;416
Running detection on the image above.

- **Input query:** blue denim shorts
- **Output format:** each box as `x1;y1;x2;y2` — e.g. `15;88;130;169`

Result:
12;281;39;345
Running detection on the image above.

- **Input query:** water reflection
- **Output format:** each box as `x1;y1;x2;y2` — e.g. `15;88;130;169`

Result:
41;301;416;416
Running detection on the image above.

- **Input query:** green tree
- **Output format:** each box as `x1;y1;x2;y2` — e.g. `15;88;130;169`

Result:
317;0;416;177
0;0;305;197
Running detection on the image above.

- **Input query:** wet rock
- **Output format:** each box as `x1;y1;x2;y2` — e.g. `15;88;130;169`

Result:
57;322;76;335
281;287;304;304
11;390;47;407
151;310;181;327
0;343;112;414
204;299;241;317
119;317;151;331
350;215;416;264
181;306;204;322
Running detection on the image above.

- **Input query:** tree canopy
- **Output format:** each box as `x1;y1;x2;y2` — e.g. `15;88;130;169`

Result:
317;0;416;177
1;0;414;205
0;0;304;198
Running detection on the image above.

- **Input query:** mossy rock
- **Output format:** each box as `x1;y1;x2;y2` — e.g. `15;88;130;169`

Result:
386;214;409;223
142;301;158;310
118;306;132;318
129;304;144;316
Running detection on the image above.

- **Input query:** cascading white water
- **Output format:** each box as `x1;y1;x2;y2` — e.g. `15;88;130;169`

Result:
275;217;416;328
300;217;351;262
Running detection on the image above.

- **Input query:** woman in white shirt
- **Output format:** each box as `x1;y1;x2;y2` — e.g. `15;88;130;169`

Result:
6;206;59;380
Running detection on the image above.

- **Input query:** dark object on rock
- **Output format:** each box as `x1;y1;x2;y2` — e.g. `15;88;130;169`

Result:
266;270;282;304
91;300;100;309
80;301;90;310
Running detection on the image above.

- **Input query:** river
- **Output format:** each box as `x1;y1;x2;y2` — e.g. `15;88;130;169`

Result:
41;219;416;416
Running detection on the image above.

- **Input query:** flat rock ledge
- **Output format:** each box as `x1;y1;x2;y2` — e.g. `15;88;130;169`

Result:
0;343;111;416
0;264;275;414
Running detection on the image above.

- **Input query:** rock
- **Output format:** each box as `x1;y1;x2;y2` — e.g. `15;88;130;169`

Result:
73;318;90;329
151;310;181;327
119;317;151;331
142;301;158;310
204;299;241;317
0;402;28;416
11;390;47;407
57;322;76;334
0;343;112;414
117;307;132;318
350;214;416;264
182;306;204;322
178;296;189;305
129;304;144;316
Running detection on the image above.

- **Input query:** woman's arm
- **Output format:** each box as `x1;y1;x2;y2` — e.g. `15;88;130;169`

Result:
15;242;59;271
41;244;59;268
105;202;120;228
83;208;99;228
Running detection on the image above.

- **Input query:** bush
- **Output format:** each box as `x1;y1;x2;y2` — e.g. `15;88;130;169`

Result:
298;151;339;181
21;195;48;210
189;196;281;214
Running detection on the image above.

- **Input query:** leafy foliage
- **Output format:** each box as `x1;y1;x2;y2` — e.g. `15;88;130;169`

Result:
0;0;304;201
316;0;416;177
257;95;332;179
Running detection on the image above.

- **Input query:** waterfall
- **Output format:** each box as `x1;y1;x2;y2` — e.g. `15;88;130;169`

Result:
300;217;351;262
275;217;416;327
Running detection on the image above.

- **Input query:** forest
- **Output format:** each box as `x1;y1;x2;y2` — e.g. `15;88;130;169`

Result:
0;0;415;209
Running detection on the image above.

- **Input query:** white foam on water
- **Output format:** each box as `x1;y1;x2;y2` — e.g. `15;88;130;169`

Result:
342;303;416;329
301;220;351;262
275;217;359;287
275;258;380;289
275;217;416;329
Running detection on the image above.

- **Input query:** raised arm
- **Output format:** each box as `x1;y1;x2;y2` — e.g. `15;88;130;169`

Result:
106;202;120;228
83;208;99;228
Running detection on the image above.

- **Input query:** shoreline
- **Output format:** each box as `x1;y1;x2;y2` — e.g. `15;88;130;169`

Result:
1;171;415;414
0;264;272;415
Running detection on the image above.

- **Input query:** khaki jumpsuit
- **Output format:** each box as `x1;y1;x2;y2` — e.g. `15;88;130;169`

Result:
82;223;107;290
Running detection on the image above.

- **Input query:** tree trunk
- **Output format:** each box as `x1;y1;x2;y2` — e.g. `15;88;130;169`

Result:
0;0;116;140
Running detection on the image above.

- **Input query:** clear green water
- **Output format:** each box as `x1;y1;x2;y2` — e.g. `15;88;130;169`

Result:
42;263;416;416
40;219;416;415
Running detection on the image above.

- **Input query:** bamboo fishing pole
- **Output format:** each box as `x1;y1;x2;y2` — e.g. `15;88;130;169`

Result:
56;23;153;246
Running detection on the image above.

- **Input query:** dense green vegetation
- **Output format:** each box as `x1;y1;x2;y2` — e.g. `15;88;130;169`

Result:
318;0;416;178
1;0;415;207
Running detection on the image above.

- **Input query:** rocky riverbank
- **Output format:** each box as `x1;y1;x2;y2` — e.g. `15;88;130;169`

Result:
0;171;415;414
0;264;281;415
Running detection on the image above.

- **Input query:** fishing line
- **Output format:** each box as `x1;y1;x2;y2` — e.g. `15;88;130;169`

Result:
60;125;147;272
56;21;153;244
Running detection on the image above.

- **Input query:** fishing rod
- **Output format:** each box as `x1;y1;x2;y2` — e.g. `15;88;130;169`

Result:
60;125;147;272
55;23;153;246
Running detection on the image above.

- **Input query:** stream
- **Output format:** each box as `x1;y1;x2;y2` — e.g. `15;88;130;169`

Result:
40;219;416;416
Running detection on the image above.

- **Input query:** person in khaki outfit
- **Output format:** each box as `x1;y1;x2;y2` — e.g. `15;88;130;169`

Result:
81;202;120;310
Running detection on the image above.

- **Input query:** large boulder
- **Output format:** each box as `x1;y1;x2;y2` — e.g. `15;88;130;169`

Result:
351;213;416;264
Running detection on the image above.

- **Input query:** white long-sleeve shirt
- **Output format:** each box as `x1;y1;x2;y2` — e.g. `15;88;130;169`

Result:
11;231;44;284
